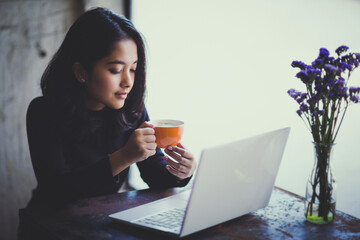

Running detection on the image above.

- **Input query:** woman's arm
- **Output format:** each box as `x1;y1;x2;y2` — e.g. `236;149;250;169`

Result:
27;97;119;203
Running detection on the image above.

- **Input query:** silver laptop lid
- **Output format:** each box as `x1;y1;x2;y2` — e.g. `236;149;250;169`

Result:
180;127;290;237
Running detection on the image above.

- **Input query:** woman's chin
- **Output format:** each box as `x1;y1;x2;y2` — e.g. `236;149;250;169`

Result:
108;101;125;110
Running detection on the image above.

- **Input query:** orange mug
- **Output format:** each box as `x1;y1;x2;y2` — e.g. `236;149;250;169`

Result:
149;120;184;148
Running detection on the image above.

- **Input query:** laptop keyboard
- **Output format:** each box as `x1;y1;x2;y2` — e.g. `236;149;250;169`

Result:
134;207;186;231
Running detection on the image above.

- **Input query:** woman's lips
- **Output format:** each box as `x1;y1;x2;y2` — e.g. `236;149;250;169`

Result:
115;92;128;100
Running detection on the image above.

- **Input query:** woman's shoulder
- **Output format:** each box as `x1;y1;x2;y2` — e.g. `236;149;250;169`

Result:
28;96;48;113
28;96;46;107
27;96;53;121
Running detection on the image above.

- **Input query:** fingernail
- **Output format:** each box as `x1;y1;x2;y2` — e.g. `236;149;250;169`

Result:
167;146;173;150
145;121;154;128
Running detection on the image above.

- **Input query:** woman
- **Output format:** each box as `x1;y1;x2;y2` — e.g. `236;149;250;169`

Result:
26;7;196;208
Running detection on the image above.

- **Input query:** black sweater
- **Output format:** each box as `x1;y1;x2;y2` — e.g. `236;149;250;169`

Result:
26;97;189;208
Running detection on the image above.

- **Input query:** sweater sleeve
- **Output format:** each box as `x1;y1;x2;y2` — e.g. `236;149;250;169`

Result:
26;97;118;205
136;108;191;188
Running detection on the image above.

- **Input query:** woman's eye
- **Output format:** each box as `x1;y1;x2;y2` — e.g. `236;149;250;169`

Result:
109;69;120;74
130;69;136;73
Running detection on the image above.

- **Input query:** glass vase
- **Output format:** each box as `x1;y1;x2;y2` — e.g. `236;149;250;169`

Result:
305;142;336;224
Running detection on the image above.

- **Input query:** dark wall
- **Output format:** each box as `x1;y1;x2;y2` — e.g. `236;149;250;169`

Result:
0;1;82;239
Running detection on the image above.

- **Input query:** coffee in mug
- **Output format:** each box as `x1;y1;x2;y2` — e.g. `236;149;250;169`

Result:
149;120;184;148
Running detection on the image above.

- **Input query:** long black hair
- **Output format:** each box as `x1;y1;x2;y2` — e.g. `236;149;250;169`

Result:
41;7;146;133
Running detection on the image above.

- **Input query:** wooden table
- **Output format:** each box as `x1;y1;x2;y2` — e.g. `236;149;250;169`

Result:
18;187;360;239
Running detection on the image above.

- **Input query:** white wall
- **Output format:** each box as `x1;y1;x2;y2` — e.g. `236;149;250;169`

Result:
132;0;360;218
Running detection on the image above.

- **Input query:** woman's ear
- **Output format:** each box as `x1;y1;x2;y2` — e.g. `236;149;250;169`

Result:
73;62;88;83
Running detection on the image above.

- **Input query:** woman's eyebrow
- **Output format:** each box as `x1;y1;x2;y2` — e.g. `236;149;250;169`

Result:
106;60;138;65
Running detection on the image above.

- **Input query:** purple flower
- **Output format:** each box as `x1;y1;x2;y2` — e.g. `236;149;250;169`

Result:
355;60;359;68
349;87;360;96
355;53;360;60
313;107;325;116
314;76;323;85
295;68;320;84
335;45;349;55
324;75;335;86
312;58;323;68
335;77;345;87
340;62;352;71
296;70;311;84
351;95;359;103
287;89;308;104
342;54;352;61
315;84;325;93
307;68;321;77
296;93;307;103
300;103;309;112
328;81;348;99
289;45;360;139
328;92;335;99
350;86;360;92
287;89;300;99
338;87;348;97
349;58;360;68
291;61;308;70
307;94;321;105
319;48;330;58
325;64;339;73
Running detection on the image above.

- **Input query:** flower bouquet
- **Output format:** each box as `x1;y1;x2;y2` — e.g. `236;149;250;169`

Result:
288;45;360;223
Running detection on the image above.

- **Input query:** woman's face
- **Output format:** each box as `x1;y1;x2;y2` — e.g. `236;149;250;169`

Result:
84;39;138;111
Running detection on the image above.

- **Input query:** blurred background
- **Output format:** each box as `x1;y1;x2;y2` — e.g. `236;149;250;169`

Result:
1;0;359;239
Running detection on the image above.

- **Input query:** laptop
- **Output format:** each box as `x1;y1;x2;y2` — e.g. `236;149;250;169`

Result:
109;127;290;238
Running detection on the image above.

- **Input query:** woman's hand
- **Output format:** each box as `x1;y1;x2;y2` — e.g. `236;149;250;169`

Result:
110;122;156;176
121;121;157;164
164;143;196;180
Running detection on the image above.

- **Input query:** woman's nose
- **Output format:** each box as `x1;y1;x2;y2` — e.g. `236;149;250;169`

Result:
120;70;133;88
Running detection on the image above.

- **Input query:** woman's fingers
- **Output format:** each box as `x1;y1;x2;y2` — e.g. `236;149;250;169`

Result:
143;132;156;143
164;144;196;179
164;148;182;162
123;122;157;163
165;145;193;160
139;121;155;129
164;157;188;179
164;155;186;173
169;145;193;159
166;164;187;179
